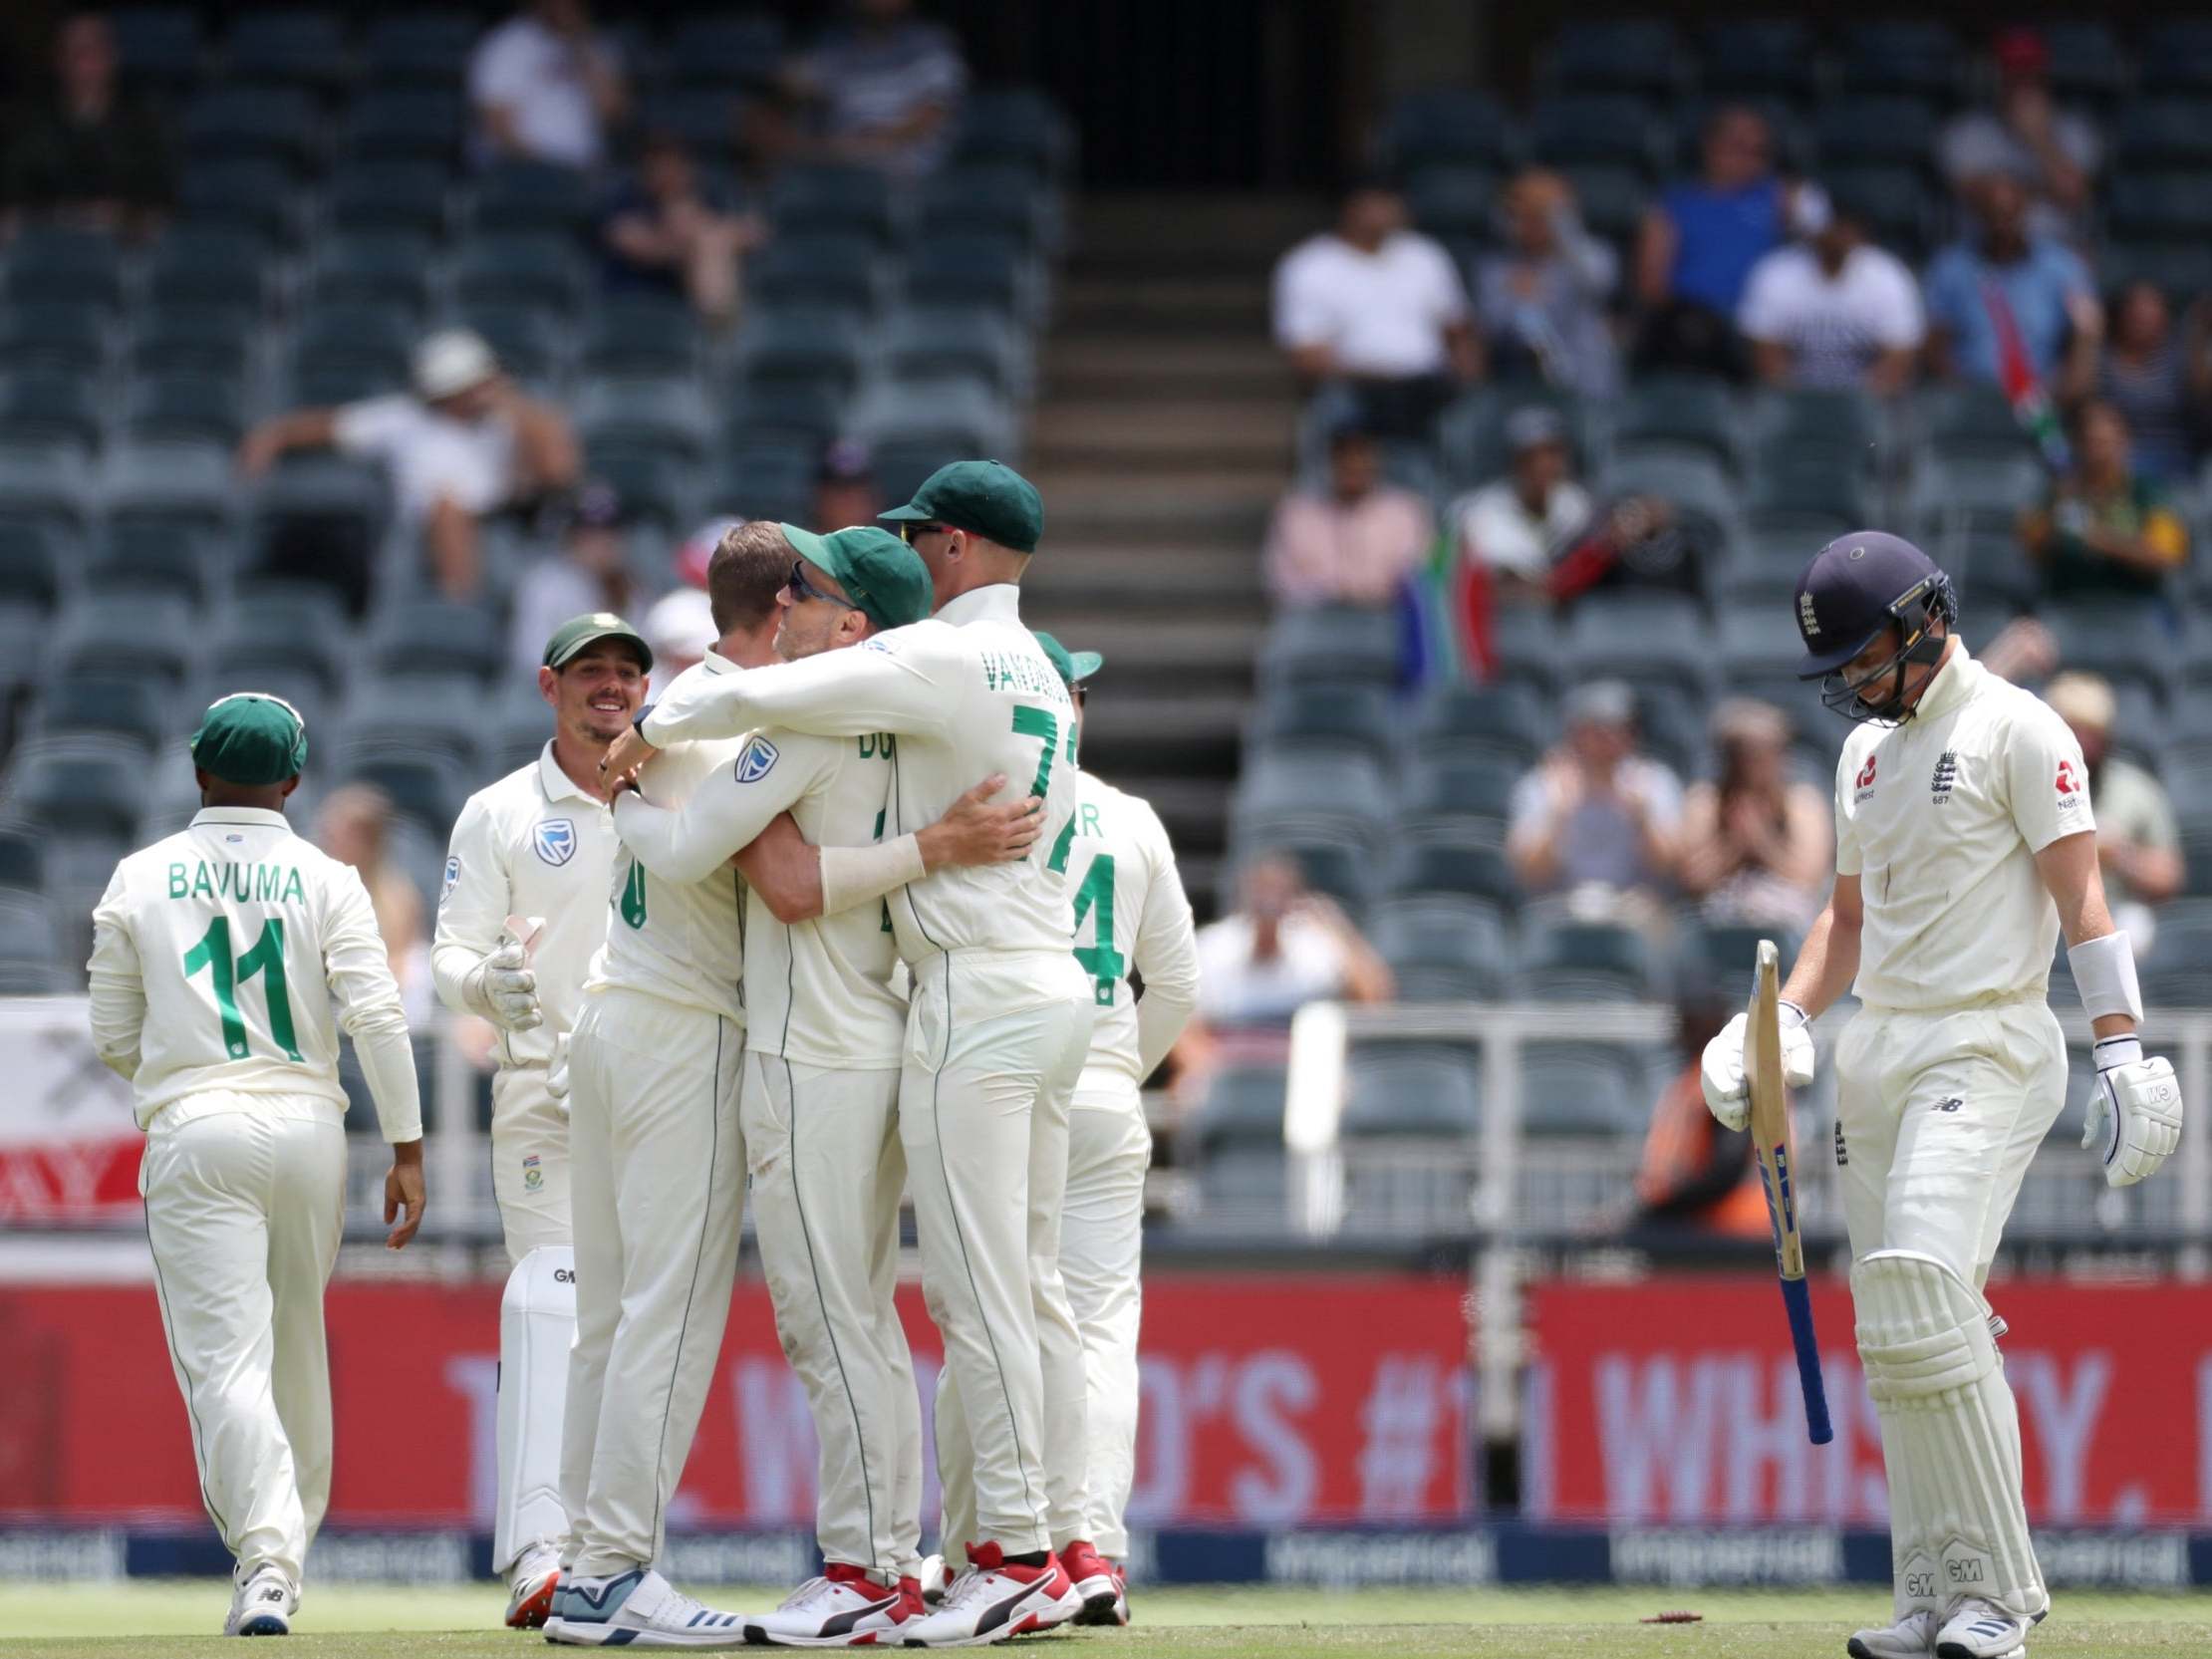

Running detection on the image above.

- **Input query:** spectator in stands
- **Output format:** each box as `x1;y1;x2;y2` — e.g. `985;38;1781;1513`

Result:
643;586;717;679
1507;681;1683;909
1677;699;1831;933
2019;400;2190;599
1924;172;2098;391
469;0;628;172
1600;982;1770;1242
1263;422;1435;609
1738;189;1924;396
1633;106;1797;378
1450;406;1593;607
782;0;968;179
597;129;763;330
2047;672;2184;952
316;784;431;1026
1939;28;2098;242
812;437;879;532
1173;851;1394;1099
1473;168;1618;400
1273;177;1481;440
1;11;171;240
508;481;636;679
2062;281;2212;484
238;329;582;602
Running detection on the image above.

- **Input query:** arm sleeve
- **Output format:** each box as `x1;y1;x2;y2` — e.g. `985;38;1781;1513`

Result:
2007;700;2097;853
1272;246;1334;350
642;633;956;747
819;836;926;916
613;734;826;885
330;396;408;457
86;868;145;1081
430;793;508;1017
1832;748;1863;876
325;866;424;1143
1130;807;1201;1077
1736;256;1785;340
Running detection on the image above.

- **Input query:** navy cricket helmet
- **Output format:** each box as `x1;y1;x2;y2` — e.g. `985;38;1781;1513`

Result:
1792;531;1957;722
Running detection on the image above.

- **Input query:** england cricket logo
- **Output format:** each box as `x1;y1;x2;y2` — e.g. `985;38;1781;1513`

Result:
1931;749;1958;804
534;818;577;867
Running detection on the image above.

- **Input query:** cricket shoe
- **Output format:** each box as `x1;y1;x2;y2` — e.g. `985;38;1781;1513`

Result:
1073;1563;1127;1628
1846;1610;1938;1658
898;1543;1081;1647
545;1566;751;1648
916;1555;951;1606
224;1566;297;1636
1057;1540;1118;1623
742;1563;923;1646
1935;1600;2039;1659
506;1540;562;1629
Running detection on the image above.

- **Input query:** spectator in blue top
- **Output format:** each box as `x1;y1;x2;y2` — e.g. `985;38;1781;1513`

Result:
1923;171;2098;390
1633;106;1795;378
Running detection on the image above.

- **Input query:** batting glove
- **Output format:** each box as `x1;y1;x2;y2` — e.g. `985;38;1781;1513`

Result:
2081;1035;2183;1188
1700;1002;1814;1132
464;938;541;1033
545;1032;571;1118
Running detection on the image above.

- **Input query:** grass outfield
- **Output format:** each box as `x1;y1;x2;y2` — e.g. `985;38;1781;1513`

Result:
2;1584;2211;1658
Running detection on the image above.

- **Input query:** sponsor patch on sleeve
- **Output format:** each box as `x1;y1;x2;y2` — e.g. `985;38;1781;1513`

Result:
440;855;460;904
735;734;780;783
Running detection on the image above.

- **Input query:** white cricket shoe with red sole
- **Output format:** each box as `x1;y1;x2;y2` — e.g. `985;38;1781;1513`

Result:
898;1544;1081;1648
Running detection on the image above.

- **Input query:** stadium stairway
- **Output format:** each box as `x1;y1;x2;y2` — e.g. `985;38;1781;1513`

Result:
1022;191;1313;916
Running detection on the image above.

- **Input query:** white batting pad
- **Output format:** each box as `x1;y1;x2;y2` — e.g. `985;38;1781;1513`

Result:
496;1244;576;1573
1853;1250;2046;1624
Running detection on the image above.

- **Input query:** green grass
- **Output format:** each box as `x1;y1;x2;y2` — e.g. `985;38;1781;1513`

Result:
1;1583;2209;1657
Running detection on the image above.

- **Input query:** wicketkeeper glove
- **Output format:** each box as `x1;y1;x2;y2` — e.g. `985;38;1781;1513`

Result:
2080;1035;2183;1188
1699;1002;1814;1132
462;937;541;1032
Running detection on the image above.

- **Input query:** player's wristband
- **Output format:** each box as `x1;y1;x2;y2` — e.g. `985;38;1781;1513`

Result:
2093;1034;2143;1072
820;834;924;916
2070;932;2144;1023
1779;999;1809;1029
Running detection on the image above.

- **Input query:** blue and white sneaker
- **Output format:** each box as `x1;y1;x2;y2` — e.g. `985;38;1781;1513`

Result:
223;1566;296;1636
1935;1599;2037;1659
543;1565;752;1648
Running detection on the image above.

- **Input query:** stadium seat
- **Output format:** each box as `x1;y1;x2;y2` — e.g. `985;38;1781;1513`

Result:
1233;746;1393;831
1527;95;1663;171
472;160;592;235
311;230;435;315
145;227;269;311
1412;683;1549;758
1370;894;1511;993
1519;1041;1649;1136
248;457;392;613
362;12;477;84
883;306;1023;394
2108;174;2212;244
1907;455;2045;539
2040;22;2127;108
918;165;1052;246
337;748;466;840
2139;21;2212;95
458;304;563;386
85;522;219;608
1682;923;1799;997
327;161;451;240
0;442;94;528
577;375;716;460
848;378;1013;457
0;303;106;378
2099;244;2212;309
583;297;702;377
1698;21;1815;100
1563;593;1709;684
1553;162;1647;244
1379;90;1514;174
658;86;746;160
770;164;896;244
1386;827;1518;907
737;306;867;396
131;305;252;380
750;233;883;316
2043;601;2181;700
1612;377;1740;471
1836;21;1962;100
1249;684;1396;749
0;822;47;895
336;679;484;773
213;587;352;695
905;234;1026;314
1405;167;1495;243
4;228;124;311
181;85;319;173
0;889;66;972
1813;97;1940;168
1341;1050;1483;1138
1818;163;1932;260
453;232;582;317
1261;605;1401;689
288;302;415;394
224;10;349;91
176;159;297;245
53;591;200;687
0;373;102;451
1921;383;2032;459
1260;829;1379;917
869;438;968;511
952;89;1075;177
2114;99;2212;169
1747;452;1873;527
665;11;787;87
0;522;63;609
110;5;204;88
1522;918;1660;1002
370;600;506;684
586;440;697;528
35;674;169;752
1546;20;1683;97
1402;757;1518;824
724;382;843;446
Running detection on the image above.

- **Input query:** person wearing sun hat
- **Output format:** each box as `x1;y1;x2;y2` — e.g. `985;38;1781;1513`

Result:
599;463;1108;1642
87;691;427;1637
932;632;1199;1628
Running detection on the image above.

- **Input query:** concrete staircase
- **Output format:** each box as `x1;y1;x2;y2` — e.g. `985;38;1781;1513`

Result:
1022;191;1320;915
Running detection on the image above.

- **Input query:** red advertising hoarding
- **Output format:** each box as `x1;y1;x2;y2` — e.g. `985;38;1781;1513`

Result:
1523;1278;2212;1526
0;1275;1472;1528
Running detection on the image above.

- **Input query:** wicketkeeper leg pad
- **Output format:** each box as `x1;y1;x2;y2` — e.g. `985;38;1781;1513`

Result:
1853;1250;2047;1625
496;1244;576;1573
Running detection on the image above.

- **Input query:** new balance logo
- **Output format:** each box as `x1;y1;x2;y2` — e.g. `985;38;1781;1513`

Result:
1933;1097;1963;1113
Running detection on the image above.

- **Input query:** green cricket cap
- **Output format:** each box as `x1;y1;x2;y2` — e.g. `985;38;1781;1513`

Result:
1032;631;1103;689
543;612;653;673
783;524;934;631
189;692;308;786
879;459;1044;554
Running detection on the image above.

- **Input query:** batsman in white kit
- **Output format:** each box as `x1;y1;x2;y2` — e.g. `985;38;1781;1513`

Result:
88;693;427;1637
431;612;651;1627
931;633;1200;1627
1701;534;2185;1659
606;464;1099;1646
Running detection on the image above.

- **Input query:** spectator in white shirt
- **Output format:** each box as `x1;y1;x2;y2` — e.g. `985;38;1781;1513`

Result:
784;0;968;179
1273;177;1481;438
1507;680;1683;907
469;0;627;172
1448;406;1593;602
1738;190;1924;395
238;330;581;602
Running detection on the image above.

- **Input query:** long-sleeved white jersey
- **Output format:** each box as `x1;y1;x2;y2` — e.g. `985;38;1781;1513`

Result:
87;805;422;1139
1051;770;1201;1092
613;720;906;1070
431;741;618;1067
595;653;752;1023
641;585;1081;1007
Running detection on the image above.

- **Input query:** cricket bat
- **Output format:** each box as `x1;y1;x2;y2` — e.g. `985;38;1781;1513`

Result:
1750;938;1834;1446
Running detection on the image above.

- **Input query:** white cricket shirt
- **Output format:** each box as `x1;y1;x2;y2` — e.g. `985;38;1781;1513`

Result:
1834;645;2094;1011
593;653;750;1023
642;585;1087;1013
1053;770;1201;1094
617;720;906;1070
88;807;422;1139
432;741;618;1069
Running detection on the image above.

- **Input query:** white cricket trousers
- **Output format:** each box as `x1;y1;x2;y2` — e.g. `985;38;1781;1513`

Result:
140;1097;346;1590
1834;998;2069;1285
489;1063;573;1576
490;1064;570;1263
911;951;1094;1557
562;987;745;1579
741;1053;922;1584
1060;1083;1151;1559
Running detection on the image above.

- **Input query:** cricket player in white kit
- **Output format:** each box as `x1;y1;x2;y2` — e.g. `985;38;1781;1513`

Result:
1701;533;2185;1659
606;464;1098;1646
89;693;427;1637
934;633;1200;1627
432;612;651;1627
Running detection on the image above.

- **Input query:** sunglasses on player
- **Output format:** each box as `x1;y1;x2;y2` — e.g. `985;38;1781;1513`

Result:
898;520;950;544
786;560;843;607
